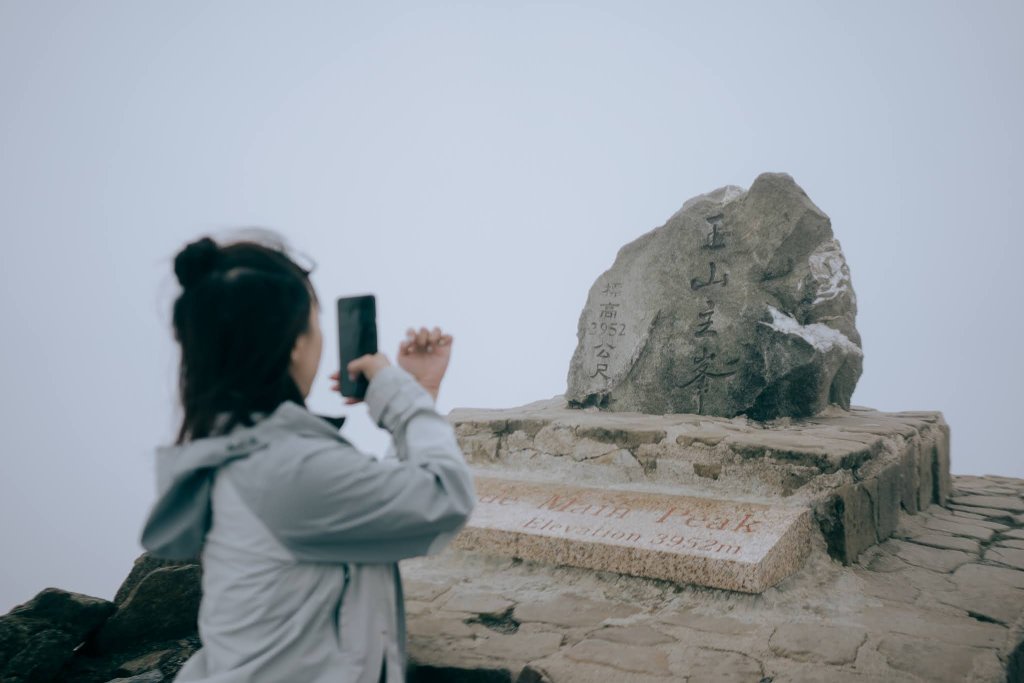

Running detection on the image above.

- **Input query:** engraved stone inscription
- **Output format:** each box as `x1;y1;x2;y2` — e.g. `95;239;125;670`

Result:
585;280;627;382
679;214;740;413
453;474;813;593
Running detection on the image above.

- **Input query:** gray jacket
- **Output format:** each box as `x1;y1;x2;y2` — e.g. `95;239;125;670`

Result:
139;365;476;682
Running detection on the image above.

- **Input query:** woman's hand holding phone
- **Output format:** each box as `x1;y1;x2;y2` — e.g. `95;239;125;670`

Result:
330;354;391;405
329;326;453;404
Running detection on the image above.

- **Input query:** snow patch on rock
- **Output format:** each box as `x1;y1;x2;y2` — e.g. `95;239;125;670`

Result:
808;239;854;307
760;305;863;355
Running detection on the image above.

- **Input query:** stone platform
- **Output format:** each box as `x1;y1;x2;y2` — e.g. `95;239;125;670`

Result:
452;398;951;569
18;479;1020;682
401;475;1024;683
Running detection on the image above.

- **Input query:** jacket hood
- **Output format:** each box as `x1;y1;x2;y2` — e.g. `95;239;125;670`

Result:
139;401;347;560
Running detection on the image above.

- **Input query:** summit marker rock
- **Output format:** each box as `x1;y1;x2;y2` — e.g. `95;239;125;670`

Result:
566;172;862;419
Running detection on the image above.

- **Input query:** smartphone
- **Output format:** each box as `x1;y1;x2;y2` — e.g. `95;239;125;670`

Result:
336;294;378;400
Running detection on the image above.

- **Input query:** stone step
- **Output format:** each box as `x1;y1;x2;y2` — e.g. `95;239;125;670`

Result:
451;471;813;593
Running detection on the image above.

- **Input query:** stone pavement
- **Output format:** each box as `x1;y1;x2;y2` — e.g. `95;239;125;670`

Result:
401;475;1024;682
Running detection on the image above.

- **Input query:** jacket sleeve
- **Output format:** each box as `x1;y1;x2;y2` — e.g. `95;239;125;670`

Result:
252;365;476;564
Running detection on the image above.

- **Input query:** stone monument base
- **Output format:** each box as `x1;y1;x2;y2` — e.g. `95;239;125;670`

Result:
450;397;950;590
18;477;1021;683
401;475;1024;683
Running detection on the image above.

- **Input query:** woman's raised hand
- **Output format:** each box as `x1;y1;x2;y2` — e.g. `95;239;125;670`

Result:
398;326;453;401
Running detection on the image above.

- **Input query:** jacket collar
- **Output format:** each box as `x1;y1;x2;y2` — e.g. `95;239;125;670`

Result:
257;400;347;440
208;400;346;441
157;400;347;464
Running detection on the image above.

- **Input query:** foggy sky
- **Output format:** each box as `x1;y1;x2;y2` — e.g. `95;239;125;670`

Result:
1;0;1021;612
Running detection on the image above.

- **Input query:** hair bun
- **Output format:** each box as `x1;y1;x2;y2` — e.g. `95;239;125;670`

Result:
174;237;223;289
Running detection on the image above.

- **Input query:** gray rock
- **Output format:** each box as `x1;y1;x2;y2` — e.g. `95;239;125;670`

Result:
113;553;196;606
566;172;862;419
0;587;115;682
93;564;202;654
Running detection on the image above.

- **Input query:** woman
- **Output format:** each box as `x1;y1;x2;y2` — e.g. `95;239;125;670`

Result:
140;232;476;682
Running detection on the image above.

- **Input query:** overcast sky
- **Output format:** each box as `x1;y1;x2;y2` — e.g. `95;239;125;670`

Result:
1;1;1021;613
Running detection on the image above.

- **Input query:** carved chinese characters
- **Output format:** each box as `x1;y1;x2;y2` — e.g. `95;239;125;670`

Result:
679;213;741;414
588;282;625;382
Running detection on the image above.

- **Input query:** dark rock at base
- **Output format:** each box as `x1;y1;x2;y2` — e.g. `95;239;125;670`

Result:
92;564;202;654
113;555;196;607
56;636;201;683
0;588;115;682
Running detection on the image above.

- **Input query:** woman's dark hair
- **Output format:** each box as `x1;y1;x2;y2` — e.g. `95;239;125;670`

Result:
171;230;319;444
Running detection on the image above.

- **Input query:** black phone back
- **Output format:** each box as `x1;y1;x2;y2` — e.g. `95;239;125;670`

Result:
336;294;378;399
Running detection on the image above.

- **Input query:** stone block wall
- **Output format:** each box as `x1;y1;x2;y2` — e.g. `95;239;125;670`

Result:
450;398;951;565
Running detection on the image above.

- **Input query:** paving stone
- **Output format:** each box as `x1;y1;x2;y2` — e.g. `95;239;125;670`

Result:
960;517;1009;532
888;540;974;573
948;503;1017;521
668;647;765;682
978;486;1022;495
949;494;1024;513
937;507;986;521
952;561;1024;590
405;641;516;680
864;547;906;572
921;515;998;541
936;564;1024;625
984;546;1024;571
513;594;641;627
768;623;866;664
969;648;1013;682
586;624;676;646
902;533;981;554
938;589;1022;626
764;666;917;682
404;600;432;617
519;657;672;683
406;615;475;638
996;539;1024;550
653;611;759;634
877;633;989;682
853;569;919;604
403;579;452;602
892;514;928;538
858;604;1006;648
563;638;671;675
892;565;956;594
440;591;515;617
471;631;564;661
